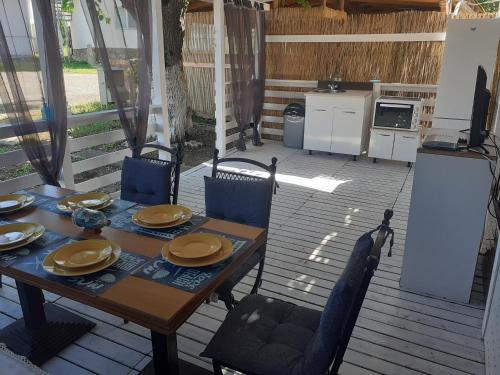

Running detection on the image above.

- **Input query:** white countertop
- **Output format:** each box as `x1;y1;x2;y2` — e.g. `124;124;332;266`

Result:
304;89;372;98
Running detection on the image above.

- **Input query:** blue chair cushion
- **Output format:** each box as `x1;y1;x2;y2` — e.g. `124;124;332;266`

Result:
202;232;375;375
121;156;172;205
201;294;321;375
204;176;273;229
300;232;374;374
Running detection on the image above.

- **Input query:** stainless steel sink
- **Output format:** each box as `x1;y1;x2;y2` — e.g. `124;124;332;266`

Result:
312;88;346;94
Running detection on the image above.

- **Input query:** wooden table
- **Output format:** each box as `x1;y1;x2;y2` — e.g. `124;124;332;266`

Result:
0;185;266;374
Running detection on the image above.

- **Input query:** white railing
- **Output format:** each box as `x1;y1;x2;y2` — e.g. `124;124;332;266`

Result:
260;79;439;139
0;106;162;195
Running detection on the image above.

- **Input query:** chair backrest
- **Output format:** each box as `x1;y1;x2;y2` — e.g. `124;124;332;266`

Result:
120;143;183;205
204;148;277;229
298;210;393;375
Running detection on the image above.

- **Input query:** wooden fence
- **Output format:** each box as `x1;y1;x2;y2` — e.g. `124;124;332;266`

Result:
261;80;438;140
0;107;160;195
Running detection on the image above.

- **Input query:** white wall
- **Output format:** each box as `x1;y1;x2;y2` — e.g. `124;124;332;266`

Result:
0;0;34;56
433;19;500;130
71;0;138;50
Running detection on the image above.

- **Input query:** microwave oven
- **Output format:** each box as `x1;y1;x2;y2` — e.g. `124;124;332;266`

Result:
372;96;423;130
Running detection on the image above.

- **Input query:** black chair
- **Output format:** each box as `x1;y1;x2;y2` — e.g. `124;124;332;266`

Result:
121;143;183;205
201;210;394;375
204;149;278;310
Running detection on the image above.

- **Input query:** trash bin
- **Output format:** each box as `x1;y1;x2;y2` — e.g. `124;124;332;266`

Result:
283;103;305;149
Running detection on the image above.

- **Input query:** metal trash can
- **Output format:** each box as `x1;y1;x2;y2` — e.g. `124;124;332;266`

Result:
283;103;305;149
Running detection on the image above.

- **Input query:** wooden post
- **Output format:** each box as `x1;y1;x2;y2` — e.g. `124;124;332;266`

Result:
151;0;171;159
214;0;227;157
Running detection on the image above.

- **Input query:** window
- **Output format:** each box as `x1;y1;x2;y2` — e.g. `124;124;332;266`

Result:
116;7;136;30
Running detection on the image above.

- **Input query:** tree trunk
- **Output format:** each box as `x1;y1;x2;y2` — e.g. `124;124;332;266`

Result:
162;0;192;143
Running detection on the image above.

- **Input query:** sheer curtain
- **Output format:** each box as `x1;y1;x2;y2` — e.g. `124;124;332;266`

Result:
225;0;265;151
225;0;255;151
82;0;152;158
252;3;265;147
0;0;67;186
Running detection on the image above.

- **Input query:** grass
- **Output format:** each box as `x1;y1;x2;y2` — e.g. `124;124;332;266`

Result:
0;163;34;182
68;102;120;138
63;60;97;74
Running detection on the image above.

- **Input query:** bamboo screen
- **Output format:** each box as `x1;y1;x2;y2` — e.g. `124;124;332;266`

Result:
265;9;448;83
183;9;450;118
183;11;215;117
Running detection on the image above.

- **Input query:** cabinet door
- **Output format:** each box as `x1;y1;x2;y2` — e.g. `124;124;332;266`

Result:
331;107;364;155
303;106;333;152
368;131;394;159
393;133;419;162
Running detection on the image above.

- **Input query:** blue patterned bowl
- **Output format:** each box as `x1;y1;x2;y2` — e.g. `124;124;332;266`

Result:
72;208;110;233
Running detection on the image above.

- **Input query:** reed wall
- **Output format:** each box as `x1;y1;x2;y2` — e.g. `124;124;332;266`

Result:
183;9;450;119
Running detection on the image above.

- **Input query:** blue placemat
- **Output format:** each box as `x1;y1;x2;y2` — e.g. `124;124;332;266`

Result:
0;219;68;268
14;191;137;218
131;229;253;293
109;205;209;241
11;237;149;295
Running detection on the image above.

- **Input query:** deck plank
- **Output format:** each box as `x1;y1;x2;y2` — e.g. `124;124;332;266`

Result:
0;141;486;374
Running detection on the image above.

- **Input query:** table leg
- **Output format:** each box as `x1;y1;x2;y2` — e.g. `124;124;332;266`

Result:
151;330;179;374
17;281;46;328
0;281;95;366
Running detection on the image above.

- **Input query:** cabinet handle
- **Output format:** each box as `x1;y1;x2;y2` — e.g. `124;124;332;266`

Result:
402;136;416;139
342;111;356;114
314;109;327;112
379;134;391;137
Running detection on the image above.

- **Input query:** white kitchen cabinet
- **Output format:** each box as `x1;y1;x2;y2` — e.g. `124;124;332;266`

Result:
303;90;372;158
303;106;333;152
331;107;364;155
368;128;420;163
393;133;419;162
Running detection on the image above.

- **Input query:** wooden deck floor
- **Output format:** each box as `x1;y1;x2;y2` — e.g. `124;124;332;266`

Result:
0;141;486;374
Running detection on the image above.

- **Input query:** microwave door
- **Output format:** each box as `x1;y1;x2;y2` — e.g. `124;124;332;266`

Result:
376;103;413;129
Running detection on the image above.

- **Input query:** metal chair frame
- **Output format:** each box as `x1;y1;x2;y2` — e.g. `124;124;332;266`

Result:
212;209;394;375
210;148;278;310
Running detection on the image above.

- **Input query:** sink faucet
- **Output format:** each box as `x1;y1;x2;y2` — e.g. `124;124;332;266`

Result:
328;73;341;91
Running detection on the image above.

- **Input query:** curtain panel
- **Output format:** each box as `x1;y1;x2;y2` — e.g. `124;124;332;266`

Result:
225;0;265;151
0;0;67;186
82;0;153;158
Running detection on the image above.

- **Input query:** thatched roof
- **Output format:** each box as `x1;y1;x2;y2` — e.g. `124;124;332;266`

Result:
188;0;446;13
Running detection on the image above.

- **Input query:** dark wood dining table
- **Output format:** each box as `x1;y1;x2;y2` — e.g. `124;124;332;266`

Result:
0;185;266;374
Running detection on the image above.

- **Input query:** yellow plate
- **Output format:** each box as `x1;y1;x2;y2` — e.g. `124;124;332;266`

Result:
0;224;45;252
132;205;192;229
58;193;111;212
162;236;233;268
0;194;35;213
169;233;221;259
0;223;37;246
53;239;114;269
43;240;121;277
137;205;185;225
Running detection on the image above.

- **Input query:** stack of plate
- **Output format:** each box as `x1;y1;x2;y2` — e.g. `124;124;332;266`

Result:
161;233;234;267
132;205;193;229
0;194;35;214
0;223;45;252
58;193;113;212
43;239;121;276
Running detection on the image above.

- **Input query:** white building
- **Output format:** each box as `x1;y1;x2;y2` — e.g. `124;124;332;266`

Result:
0;0;35;57
70;0;138;62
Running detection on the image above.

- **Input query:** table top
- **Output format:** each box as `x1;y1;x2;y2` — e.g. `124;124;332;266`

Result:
1;185;266;335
